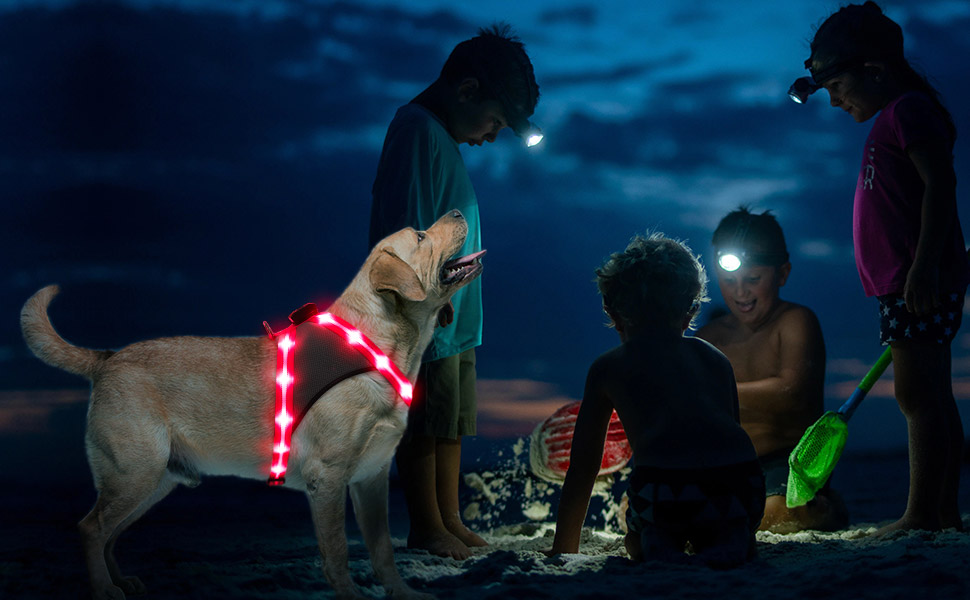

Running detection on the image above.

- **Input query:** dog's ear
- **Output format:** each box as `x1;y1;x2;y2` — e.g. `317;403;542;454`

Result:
370;249;427;302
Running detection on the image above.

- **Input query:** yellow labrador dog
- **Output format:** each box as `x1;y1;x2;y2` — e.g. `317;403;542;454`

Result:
21;210;484;600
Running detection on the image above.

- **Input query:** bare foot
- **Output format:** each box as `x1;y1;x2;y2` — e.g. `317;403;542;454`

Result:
443;516;488;548
873;515;940;537
407;529;471;560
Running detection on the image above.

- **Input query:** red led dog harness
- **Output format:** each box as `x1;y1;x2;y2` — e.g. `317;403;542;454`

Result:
264;303;413;485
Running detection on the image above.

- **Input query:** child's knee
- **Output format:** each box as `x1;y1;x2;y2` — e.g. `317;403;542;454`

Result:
760;495;790;527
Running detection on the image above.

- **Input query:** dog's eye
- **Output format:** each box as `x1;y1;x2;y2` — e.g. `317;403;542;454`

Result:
416;232;426;242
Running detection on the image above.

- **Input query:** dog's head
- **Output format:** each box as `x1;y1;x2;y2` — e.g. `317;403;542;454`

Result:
368;210;485;309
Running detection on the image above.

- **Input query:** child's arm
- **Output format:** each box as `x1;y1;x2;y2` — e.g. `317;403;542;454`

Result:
736;307;825;426
549;358;613;555
905;143;958;316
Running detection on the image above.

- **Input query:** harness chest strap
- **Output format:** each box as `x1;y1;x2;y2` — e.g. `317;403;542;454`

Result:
265;303;413;485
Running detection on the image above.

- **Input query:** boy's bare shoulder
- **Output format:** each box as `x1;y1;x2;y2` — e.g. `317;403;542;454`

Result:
775;300;820;320
773;301;823;336
695;312;738;345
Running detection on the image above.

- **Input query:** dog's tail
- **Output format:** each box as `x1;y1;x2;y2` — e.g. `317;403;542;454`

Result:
20;285;113;379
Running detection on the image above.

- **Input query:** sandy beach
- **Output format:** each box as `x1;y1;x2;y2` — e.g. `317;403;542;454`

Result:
2;407;969;600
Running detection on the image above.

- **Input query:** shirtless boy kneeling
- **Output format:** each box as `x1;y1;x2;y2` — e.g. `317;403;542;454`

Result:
550;233;764;567
696;207;848;533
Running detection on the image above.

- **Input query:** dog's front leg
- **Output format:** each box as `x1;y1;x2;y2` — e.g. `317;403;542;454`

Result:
305;469;362;600
350;465;434;599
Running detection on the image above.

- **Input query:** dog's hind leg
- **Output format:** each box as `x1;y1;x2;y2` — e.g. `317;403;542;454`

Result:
102;474;180;595
79;410;173;599
350;465;432;600
79;472;168;600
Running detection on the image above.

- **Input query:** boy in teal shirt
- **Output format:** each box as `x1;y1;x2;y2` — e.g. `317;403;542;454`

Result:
369;24;540;559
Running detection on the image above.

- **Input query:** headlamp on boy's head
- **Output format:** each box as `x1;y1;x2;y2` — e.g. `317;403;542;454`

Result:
715;248;789;272
788;57;863;105
509;113;543;147
716;250;744;272
524;124;544;147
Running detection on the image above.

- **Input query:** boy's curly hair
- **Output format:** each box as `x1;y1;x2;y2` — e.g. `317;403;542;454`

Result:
595;233;709;331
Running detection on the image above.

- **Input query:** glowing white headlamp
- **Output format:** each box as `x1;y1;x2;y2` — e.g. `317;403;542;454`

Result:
715;248;788;272
717;251;744;272
517;121;543;147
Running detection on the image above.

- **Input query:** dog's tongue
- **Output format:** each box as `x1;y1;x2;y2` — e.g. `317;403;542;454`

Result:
441;250;486;285
443;249;486;269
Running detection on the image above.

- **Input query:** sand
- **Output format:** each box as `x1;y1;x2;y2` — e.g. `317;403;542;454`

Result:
3;430;970;599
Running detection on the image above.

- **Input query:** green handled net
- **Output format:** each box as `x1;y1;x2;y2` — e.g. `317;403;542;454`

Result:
786;347;893;508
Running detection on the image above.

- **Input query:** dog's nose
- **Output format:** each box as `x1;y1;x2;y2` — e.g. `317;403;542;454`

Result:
450;209;464;220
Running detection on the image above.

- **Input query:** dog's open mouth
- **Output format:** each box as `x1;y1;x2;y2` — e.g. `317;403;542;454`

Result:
441;250;486;285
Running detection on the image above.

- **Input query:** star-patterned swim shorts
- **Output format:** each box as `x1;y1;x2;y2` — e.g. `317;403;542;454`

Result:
877;292;964;345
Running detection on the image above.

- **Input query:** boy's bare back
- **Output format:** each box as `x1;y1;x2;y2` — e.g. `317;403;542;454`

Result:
551;233;765;559
696;300;824;456
589;333;757;470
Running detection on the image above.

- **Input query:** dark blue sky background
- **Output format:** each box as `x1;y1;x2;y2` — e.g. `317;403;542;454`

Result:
3;0;970;448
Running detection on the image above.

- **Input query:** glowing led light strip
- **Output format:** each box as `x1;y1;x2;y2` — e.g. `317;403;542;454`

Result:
315;312;414;405
268;312;413;485
269;333;295;484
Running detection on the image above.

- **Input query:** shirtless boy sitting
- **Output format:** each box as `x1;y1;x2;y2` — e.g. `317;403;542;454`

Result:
696;207;848;533
550;233;764;567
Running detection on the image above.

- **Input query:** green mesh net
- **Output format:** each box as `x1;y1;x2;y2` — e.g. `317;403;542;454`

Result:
786;412;849;508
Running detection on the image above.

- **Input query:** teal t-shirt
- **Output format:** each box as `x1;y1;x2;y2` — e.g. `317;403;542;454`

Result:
369;103;483;361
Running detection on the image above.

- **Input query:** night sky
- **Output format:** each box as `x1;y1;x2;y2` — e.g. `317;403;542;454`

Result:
3;0;970;448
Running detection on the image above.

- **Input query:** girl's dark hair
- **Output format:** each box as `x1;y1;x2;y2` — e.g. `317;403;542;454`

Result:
810;1;955;140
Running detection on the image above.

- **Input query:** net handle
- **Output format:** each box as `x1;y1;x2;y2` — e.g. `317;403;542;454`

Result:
837;346;893;420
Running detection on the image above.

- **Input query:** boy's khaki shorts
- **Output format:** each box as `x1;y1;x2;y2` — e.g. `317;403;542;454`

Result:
407;348;477;439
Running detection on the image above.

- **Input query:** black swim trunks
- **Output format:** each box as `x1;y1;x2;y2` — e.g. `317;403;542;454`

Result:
759;446;836;501
625;460;765;565
758;447;794;497
877;292;964;346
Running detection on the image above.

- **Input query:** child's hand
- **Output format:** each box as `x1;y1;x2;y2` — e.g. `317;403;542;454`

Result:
903;260;941;316
437;301;455;327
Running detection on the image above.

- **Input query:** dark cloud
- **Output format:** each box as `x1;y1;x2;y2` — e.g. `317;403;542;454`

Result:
547;70;862;181
0;2;467;161
542;52;691;86
667;2;719;27
537;5;597;26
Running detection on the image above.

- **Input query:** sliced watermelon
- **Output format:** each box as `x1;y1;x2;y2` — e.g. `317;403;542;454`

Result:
529;401;632;482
